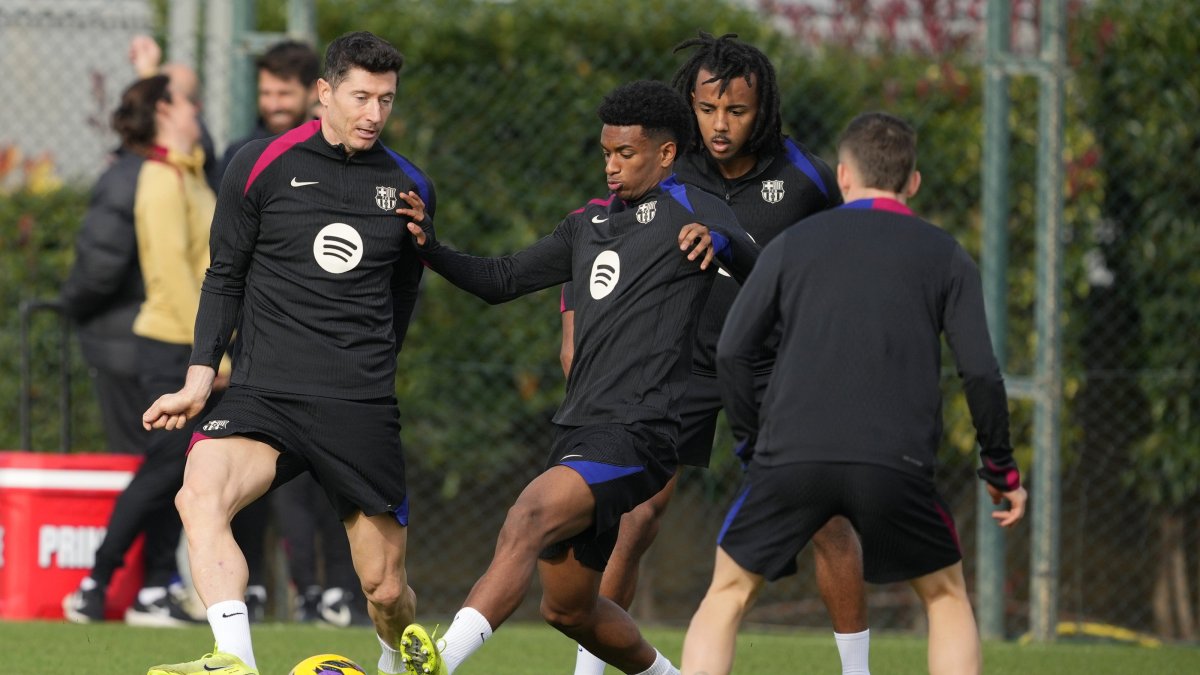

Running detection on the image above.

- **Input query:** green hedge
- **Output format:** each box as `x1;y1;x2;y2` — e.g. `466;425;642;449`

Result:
6;1;1195;509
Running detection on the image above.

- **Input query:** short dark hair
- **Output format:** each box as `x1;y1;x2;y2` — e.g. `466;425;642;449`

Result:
671;31;783;158
112;74;171;152
323;31;404;88
257;40;320;88
837;112;917;193
596;80;693;149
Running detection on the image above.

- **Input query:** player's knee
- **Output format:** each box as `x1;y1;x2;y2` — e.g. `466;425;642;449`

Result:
174;482;214;528
361;574;406;610
539;598;591;634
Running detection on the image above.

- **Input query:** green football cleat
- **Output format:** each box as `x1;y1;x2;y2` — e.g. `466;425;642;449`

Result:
400;624;447;675
147;648;258;675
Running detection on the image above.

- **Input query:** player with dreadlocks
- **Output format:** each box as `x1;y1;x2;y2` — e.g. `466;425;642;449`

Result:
562;31;872;675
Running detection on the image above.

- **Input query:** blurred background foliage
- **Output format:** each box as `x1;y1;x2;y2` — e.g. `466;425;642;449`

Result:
2;0;1196;636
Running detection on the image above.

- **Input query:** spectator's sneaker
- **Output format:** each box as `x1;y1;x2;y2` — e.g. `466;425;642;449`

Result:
295;585;323;623
125;587;204;627
400;624;446;675
245;585;267;623
147;649;257;675
319;586;371;627
63;585;106;623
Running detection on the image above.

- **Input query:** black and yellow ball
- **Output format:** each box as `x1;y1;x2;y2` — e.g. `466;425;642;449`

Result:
288;654;367;675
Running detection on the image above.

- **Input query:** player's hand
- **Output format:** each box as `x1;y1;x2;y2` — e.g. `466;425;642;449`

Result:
679;222;715;270
129;34;162;78
987;483;1027;528
142;365;214;430
143;390;207;430
398;191;430;246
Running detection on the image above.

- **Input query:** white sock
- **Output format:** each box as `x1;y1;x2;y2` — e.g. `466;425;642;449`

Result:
574;644;607;675
138;586;167;604
207;600;256;669
377;633;404;675
834;628;870;675
632;649;678;675
440;606;493;674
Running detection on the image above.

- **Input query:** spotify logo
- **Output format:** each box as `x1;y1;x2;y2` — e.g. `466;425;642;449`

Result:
589;250;621;300
313;223;363;274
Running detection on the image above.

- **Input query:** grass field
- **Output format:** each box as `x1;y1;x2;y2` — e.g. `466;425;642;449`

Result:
10;619;1200;674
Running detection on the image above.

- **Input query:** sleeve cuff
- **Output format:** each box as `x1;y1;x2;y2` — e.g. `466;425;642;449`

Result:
977;459;1021;492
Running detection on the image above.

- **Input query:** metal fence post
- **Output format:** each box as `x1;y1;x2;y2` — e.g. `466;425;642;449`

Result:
1031;0;1066;643
978;0;1012;641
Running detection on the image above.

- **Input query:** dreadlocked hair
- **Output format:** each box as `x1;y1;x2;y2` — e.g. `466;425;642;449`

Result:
670;30;784;158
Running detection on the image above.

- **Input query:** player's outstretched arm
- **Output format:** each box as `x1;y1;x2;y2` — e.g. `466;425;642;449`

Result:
142;365;215;431
406;212;573;305
986;483;1028;528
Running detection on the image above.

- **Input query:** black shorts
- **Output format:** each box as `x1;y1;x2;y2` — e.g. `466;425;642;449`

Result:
189;386;407;524
718;462;961;584
676;371;769;467
538;422;677;571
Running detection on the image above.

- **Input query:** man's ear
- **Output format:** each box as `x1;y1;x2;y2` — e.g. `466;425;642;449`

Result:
905;170;922;199
836;160;852;197
316;78;332;107
660;140;677;168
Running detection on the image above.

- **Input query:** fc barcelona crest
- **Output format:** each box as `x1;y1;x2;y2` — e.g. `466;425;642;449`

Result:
375;186;397;210
636;200;657;224
761;179;785;204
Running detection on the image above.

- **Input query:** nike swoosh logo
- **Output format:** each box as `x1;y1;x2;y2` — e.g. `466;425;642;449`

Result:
221;611;245;618
591;215;608;223
561;454;583;460
203;666;232;672
291;178;319;187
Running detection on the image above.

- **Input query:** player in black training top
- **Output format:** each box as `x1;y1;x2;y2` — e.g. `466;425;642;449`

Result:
561;32;867;675
682;112;1028;675
397;81;757;675
142;32;433;675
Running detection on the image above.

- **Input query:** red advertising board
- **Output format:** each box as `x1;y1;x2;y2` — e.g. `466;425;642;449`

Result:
0;451;145;620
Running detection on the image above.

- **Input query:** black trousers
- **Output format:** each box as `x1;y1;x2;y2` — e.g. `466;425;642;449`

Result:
91;339;192;588
272;472;356;591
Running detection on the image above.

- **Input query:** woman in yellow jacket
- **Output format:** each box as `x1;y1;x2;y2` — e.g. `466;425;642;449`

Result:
64;73;220;627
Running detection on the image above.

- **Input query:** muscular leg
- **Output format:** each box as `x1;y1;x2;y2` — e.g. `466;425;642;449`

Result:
410;467;607;675
598;473;678;608
463;466;596;623
541;550;659;674
680;547;764;675
811;515;867;632
909;561;980;675
175;436;279;608
344;510;415;646
574;474;678;674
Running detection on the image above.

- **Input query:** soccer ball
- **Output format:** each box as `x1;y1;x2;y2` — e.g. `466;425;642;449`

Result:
288;654;367;675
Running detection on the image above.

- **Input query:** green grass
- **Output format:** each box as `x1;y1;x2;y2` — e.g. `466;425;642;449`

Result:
10;619;1200;674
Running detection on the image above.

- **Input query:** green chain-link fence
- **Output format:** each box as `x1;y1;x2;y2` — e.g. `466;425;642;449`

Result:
2;0;1197;641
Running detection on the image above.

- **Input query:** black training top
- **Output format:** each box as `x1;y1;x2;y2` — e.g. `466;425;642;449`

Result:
675;137;841;375
717;198;1020;490
416;175;758;433
190;119;436;400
